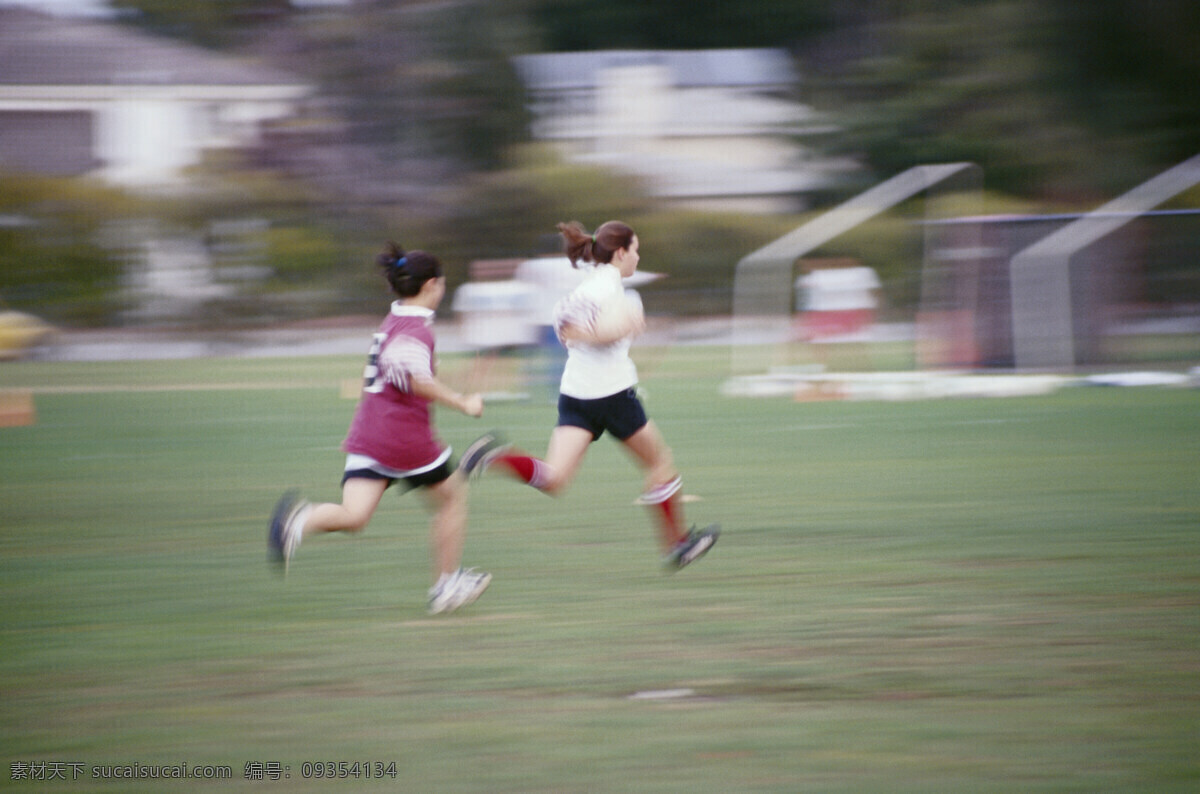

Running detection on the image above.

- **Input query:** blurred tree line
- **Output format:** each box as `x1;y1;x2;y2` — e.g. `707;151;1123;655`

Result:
109;0;1199;198
3;0;1197;327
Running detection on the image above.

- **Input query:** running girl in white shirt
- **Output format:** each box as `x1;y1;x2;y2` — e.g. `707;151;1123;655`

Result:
461;221;718;569
269;241;492;615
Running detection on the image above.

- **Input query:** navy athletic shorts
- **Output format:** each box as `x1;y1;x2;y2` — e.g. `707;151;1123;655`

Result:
342;458;455;490
557;387;648;441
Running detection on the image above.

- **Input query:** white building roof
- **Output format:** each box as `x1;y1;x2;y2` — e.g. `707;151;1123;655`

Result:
513;49;798;92
0;7;306;90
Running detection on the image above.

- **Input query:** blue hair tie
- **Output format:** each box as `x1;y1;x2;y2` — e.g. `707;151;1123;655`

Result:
395;256;408;268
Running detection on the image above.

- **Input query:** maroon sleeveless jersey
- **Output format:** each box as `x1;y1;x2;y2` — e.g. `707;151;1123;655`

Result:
342;305;448;473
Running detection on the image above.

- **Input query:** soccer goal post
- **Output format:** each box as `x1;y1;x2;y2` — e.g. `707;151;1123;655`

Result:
729;162;981;375
1009;153;1200;371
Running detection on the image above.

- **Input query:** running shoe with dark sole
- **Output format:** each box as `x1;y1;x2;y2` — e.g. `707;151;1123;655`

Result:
268;489;305;571
664;524;720;571
458;432;509;479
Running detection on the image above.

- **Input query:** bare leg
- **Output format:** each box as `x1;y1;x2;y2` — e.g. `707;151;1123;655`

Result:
621;421;687;550
621;421;677;489
422;473;469;583
301;477;389;537
487;424;593;495
539;425;595;493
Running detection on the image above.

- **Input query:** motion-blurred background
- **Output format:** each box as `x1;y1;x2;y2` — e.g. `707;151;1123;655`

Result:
1;0;1197;370
3;6;1200;789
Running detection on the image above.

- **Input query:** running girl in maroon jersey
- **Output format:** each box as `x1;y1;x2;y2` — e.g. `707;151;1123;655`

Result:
269;241;491;615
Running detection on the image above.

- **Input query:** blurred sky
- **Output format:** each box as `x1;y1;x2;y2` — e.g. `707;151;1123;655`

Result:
0;0;112;15
0;0;349;14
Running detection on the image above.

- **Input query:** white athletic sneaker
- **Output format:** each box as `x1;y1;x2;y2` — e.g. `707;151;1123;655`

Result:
268;490;310;574
281;503;309;571
427;568;493;615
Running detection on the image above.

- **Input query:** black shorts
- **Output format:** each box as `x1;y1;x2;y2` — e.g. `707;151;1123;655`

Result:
557;387;648;441
342;458;455;490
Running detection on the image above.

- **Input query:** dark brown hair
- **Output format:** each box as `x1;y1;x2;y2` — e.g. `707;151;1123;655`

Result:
376;241;443;298
556;220;635;268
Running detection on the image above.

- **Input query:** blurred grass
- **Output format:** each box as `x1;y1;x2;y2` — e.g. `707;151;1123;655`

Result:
1;349;1199;792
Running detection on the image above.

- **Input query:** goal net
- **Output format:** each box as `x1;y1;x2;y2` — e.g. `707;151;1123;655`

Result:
728;163;982;377
1009;153;1200;370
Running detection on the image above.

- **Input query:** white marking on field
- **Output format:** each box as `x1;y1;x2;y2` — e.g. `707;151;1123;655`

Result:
633;494;703;505
628;688;696;701
722;371;1071;401
944;418;1018;425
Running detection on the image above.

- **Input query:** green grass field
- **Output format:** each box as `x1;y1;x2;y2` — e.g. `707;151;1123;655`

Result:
2;350;1198;792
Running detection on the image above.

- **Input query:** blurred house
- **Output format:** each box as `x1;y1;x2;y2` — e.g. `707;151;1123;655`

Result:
513;49;846;214
0;7;311;187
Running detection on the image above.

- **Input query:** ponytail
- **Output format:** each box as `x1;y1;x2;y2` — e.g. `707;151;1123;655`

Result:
376;240;443;298
557;220;634;268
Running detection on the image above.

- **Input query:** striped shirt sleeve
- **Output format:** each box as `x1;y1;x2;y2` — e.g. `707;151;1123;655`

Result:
378;335;433;392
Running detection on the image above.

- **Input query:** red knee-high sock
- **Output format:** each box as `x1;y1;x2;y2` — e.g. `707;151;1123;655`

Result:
491;453;553;491
642;476;687;549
